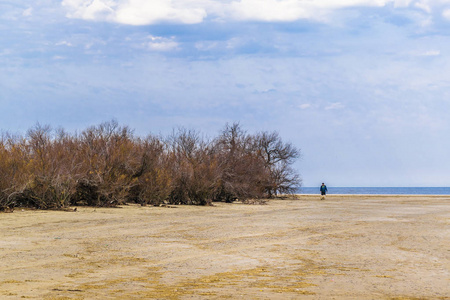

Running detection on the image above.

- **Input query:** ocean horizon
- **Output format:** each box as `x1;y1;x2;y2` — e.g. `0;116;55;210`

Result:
297;187;450;195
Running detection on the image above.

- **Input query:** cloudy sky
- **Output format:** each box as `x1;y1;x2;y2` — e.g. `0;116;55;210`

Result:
1;0;450;187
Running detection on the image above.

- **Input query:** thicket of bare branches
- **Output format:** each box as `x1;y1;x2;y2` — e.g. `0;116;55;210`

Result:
0;121;301;211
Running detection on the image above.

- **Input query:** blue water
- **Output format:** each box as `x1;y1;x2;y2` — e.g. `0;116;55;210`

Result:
298;187;450;195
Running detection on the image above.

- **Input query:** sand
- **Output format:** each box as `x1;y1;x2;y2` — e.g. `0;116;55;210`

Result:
0;195;449;299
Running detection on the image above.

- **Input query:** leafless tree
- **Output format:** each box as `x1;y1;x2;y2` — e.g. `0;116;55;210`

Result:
167;128;220;205
213;123;267;201
254;131;301;197
127;135;172;206
72;120;140;206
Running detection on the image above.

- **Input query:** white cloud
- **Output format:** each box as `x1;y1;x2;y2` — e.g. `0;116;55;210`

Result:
409;49;441;56
195;41;219;51
116;0;207;25
52;55;66;60
325;102;345;110
61;0;450;24
228;0;448;22
393;0;414;7
23;8;33;17
56;41;73;47
299;103;311;109
62;0;115;21
414;1;432;12
62;0;207;25
443;8;450;19
229;0;312;22
146;35;179;51
423;50;440;56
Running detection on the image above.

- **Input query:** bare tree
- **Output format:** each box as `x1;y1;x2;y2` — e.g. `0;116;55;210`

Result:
254;131;301;197
167;128;220;205
213;123;268;202
0;132;28;211
73;120;140;206
127;135;172;206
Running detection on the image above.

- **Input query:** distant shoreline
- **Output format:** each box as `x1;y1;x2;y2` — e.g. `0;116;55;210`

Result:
297;186;450;195
295;194;450;197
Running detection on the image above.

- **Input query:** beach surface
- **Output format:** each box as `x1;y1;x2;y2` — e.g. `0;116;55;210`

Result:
1;195;449;299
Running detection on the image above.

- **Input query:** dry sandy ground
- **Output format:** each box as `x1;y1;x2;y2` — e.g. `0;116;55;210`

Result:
0;195;449;300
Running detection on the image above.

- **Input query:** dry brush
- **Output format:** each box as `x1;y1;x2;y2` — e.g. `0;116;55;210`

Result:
0;121;301;211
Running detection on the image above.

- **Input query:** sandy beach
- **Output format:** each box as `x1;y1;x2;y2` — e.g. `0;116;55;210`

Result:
1;195;449;299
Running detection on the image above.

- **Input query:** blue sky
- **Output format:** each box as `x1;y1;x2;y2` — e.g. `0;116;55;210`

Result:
1;0;450;187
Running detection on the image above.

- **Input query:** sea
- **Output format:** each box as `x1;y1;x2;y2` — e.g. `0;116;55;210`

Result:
298;187;450;195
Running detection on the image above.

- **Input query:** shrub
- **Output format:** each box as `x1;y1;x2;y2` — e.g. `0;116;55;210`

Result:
0;121;301;211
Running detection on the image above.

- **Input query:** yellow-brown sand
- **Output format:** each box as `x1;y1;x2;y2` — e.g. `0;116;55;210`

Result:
1;195;449;299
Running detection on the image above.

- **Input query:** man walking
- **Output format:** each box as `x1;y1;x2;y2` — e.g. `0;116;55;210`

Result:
320;183;328;200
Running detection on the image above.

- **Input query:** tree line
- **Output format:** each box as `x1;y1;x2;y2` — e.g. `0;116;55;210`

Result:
0;121;301;211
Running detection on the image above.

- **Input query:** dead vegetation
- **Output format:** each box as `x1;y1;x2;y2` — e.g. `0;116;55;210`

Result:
0;121;301;211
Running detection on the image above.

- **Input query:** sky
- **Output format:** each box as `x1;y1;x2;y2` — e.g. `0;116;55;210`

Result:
1;0;450;187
